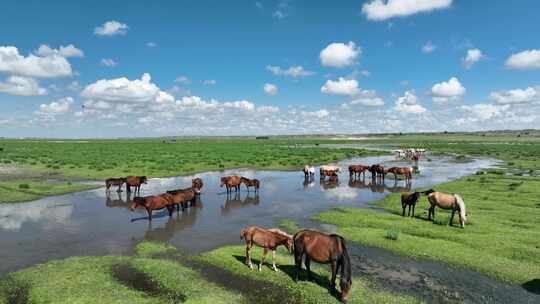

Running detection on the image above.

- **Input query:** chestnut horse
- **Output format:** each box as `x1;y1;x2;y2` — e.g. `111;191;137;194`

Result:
130;193;174;221
105;177;126;192
427;191;467;228
401;189;434;217
220;176;242;193
126;176;148;194
294;230;352;303
240;226;293;271
386;167;413;183
348;165;368;180
240;177;260;192
166;188;196;211
368;164;385;181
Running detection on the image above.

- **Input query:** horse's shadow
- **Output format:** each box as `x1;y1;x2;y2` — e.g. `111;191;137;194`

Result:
232;255;341;299
522;279;540;294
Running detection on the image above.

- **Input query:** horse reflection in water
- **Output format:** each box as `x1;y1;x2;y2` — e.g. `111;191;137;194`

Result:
144;195;203;242
320;176;340;190
303;176;315;190
105;191;133;209
347;176;412;194
221;192;260;215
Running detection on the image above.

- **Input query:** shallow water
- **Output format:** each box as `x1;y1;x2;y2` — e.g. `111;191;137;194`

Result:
2;154;536;303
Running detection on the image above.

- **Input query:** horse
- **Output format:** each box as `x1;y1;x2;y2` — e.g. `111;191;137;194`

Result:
240;177;260;192
320;165;340;181
368;164;385;181
191;177;203;194
293;230;352;303
303;165;316;179
386;167;413;183
126;176;148;194
220;176;242;193
166;187;197;211
348;165;368;180
401;189;434;217
240;226;293;271
427;191;467;228
130;193;175;221
105;177;126;192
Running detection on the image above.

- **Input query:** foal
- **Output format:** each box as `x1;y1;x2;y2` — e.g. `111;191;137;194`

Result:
240;177;260;192
105;177;126;192
401;189;434;217
240;226;292;271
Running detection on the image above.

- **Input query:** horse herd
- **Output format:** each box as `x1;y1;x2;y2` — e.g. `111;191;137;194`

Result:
104;159;467;303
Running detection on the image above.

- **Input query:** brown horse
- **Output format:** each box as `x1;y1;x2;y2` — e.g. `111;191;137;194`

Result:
427;191;467;227
386;167;413;183
240;226;293;271
191;177;203;194
320;165;340;181
166;188;196;211
126;176;148;193
220;176;242;193
130;193;175;221
240;177;260;192
348;165;368;180
368;164;385;180
294;230;352;303
401;189;434;217
105;177;126;192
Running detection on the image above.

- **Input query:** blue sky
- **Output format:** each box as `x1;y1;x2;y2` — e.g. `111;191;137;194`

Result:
0;0;539;137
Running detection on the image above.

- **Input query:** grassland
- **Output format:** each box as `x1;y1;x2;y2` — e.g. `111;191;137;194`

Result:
0;180;97;203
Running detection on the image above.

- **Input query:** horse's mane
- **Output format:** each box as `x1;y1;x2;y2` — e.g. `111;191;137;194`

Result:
268;228;292;239
335;235;352;284
454;194;467;223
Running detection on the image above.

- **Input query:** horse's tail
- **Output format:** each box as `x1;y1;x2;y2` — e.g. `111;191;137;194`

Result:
454;194;467;226
337;236;352;284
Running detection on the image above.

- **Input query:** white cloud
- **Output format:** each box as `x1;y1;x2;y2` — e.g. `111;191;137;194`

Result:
462;48;483;69
460;103;509;122
263;83;278;95
0;45;72;78
349;90;385;107
38;97;74;114
360;70;370;77
321;77;360;96
94;21;129;36
489;86;540;104
257;105;280;113
81;73;160;104
362;0;453;21
36;44;84;58
394;90;426;114
176;96;219;110
146;42;157;48
203;79;217;85
266;65;315;78
0;76;47;96
223;100;255;111
421;41;436;54
100;58;117;67
431;77;465;104
320;41;361;68
175;76;191;84
505;49;540;70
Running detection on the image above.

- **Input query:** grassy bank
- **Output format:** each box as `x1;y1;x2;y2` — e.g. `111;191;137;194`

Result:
315;172;540;284
0;179;98;203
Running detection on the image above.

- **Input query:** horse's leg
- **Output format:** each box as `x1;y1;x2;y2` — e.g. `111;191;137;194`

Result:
259;248;268;271
304;255;312;281
412;203;416;217
271;250;278;271
147;208;152;221
294;246;303;282
246;242;253;269
167;206;173;217
450;209;455;226
402;203;406;217
330;260;338;291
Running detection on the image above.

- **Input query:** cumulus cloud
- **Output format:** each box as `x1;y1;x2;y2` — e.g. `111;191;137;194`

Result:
489;86;540;104
431;77;465;104
459;103;509;122
462;48;483;69
362;0;453;21
223;100;255;111
505;49;540;70
394;90;426;114
257;105;280;113
266;65;315;78
0;76;47;96
94;20;129;36
421;41;436;54
81;73;160;105
263;83;278;95
175;76;191;84
319;42;361;68
0;45;72;78
349;90;385;107
321;78;360;96
35;44;84;58
38;97;74;114
100;58;117;67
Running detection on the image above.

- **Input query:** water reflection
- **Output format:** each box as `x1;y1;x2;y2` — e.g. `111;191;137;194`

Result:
384;180;412;193
302;176;315;189
105;192;132;209
144;197;203;242
320;178;340;190
221;192;260;215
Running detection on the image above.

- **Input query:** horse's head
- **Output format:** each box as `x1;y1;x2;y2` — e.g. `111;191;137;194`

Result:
140;176;148;184
423;189;435;195
130;197;144;211
192;178;203;193
339;277;352;303
220;177;227;187
285;237;293;253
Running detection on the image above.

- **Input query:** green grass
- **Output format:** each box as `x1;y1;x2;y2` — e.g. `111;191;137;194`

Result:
0;179;98;203
197;246;421;304
315;173;540;284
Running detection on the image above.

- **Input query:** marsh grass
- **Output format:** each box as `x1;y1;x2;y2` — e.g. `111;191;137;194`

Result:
0;180;98;203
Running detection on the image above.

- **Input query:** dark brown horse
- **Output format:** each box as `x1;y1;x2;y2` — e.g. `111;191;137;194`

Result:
240;177;260;192
130;193;174;221
166;187;197;211
220;176;242;193
401;189;434;217
368;164;385;180
348;165;368;179
126;176;148;193
386;167;413;183
105;177;126;192
294;230;352;303
191;177;203;194
240;226;292;271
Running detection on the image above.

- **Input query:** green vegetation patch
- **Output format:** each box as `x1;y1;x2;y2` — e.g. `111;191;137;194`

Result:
0;179;98;203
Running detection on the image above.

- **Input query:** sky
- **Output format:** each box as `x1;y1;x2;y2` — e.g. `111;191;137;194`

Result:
0;0;539;138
